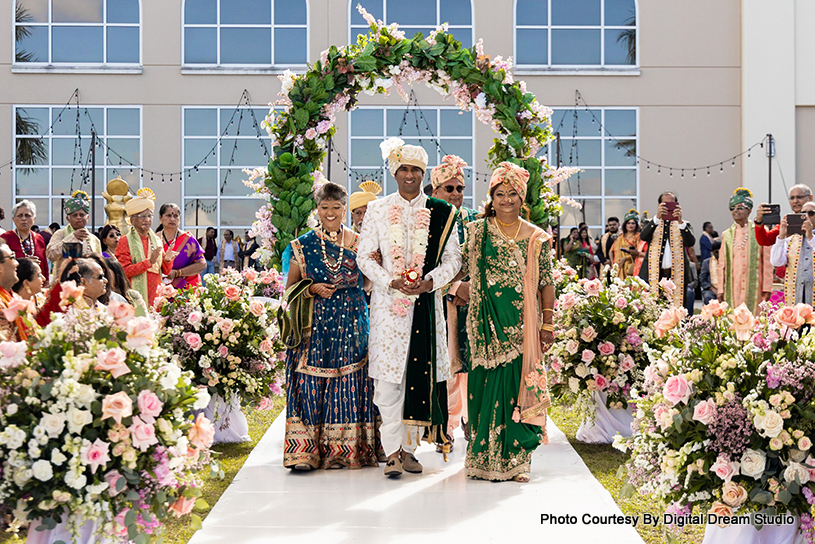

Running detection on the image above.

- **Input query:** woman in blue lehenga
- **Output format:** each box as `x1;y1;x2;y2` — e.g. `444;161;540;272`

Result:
283;182;377;470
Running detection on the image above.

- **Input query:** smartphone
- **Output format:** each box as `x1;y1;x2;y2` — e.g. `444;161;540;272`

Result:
62;242;83;259
763;204;781;227
660;201;678;221
787;213;805;236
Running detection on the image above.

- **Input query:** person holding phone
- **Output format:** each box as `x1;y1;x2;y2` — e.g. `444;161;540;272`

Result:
638;191;696;307
45;191;103;278
770;201;815;305
717;188;772;313
755;185;814;279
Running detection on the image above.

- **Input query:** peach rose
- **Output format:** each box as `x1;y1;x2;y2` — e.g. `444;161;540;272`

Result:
218;318;235;334
729;303;756;341
249;301;265;317
59;280;85;308
1;296;35;321
721;481;748;507
700;299;729;321
224;285;241;301
242;268;258;282
580;326;597;342
583;279;602;297
168;496;196;517
659;277;676;296
125;317;158;352
95;347;131;378
107;299;135;326
136;390;164;423
796;303;815;325
775;306;805;330
259;339;273;353
655;307;686;338
101;391;133;425
188;413;215;449
662;375;692;406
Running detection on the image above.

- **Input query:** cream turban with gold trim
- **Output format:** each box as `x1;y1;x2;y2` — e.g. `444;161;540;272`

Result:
126;188;156;216
349;180;382;211
380;137;428;177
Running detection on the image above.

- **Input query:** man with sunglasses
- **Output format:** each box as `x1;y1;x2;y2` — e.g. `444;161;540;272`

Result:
429;155;477;452
717;188;772;313
755;184;813;277
770;201;815;305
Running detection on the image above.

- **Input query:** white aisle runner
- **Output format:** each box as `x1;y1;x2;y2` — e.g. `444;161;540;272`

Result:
188;412;645;544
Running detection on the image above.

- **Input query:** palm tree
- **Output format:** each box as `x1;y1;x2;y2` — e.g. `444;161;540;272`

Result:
15;3;47;170
616;16;636;65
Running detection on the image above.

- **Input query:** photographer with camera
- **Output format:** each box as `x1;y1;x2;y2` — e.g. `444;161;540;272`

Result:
770;201;815;305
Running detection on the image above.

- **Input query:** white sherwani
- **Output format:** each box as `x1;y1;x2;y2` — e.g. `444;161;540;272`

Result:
357;192;462;385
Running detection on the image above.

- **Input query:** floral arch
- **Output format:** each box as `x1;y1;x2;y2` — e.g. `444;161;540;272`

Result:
249;6;576;266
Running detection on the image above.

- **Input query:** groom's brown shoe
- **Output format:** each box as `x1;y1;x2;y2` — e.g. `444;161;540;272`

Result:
401;450;423;473
384;450;403;477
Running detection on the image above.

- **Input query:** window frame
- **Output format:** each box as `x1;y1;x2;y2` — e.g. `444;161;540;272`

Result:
180;105;273;236
12;104;143;226
11;0;143;73
348;0;474;51
514;0;639;74
180;0;309;72
347;105;477;210
546;106;639;231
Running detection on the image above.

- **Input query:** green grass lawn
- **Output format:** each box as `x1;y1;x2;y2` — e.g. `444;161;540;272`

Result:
3;399;705;544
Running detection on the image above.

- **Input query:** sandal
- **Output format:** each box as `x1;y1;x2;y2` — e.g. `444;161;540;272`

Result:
293;463;313;471
513;473;530;483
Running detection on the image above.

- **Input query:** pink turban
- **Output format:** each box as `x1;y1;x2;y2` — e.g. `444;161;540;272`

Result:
430;155;468;189
489;162;530;200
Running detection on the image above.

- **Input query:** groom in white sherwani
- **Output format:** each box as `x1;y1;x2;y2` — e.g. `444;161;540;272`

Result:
357;138;462;477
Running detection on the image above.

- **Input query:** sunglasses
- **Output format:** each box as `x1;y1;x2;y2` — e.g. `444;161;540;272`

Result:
85;274;106;281
443;186;464;194
807;211;815;217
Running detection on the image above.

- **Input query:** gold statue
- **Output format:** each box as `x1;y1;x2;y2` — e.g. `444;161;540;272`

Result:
103;176;133;234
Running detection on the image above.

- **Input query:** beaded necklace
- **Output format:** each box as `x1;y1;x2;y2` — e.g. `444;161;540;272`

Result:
317;224;345;274
16;230;34;257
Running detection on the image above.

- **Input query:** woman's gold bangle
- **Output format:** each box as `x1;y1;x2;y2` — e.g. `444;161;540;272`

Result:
542;308;553;313
540;323;554;332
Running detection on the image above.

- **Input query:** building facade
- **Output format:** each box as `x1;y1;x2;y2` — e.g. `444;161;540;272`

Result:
0;0;811;245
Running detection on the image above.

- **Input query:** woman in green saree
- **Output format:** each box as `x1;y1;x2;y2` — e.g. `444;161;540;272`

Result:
456;162;556;482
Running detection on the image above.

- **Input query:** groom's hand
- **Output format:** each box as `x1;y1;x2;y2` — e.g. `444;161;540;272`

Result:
404;279;434;295
390;278;413;295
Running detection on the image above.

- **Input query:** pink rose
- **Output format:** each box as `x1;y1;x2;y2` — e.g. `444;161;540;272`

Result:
137;390;164;423
583;279;602;297
104;470;125;497
80;438;111;474
113;509;129;537
692;398;717;425
107;299;135;326
249;301;265;317
188;413;215;449
796;303;815;325
168;496;196;518
564;339;579;355
619;354;635;372
125;317;158;351
0;341;27;370
653;403;674;431
305;127;318;140
224;285;241;301
598;341;615;356
101;391;133;425
614;297;627;309
701;299;728;321
183;332;203;351
217;345;229;358
242;268;258;282
593;374;609;390
259;339;273;353
1;296;35;321
729;303;756;341
59;280;85;307
550;359;563;372
95;347;131;378
581;349;595;363
559;293;577;310
580;326;597;342
218;318;235;334
659;277;676;296
662;375;692;406
711;456;738;482
775;306;805;330
128;415;159;452
187;311;203;326
552;269;563;282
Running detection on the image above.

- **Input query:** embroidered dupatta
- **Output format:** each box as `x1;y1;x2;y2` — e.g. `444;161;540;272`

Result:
784;235;815;305
126;227;163;302
647;220;684;306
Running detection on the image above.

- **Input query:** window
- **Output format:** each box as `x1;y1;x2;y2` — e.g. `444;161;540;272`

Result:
348;106;475;209
544;108;637;230
183;0;307;67
182;106;272;237
14;0;140;65
13;105;142;226
350;0;473;49
515;0;636;68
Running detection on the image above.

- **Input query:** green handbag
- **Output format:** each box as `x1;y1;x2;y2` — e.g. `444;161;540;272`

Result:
277;278;314;349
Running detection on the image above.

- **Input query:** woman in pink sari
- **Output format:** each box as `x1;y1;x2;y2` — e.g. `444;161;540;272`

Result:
156;203;206;289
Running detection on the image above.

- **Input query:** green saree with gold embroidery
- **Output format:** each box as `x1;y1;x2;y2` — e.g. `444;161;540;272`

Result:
463;219;554;481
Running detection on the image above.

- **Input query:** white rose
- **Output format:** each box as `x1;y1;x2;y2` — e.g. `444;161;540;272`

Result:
64;470;87;490
66;407;92;435
156;418;172;436
740;449;767;479
159;364;182;390
568;377;580;394
74;384;97;407
193;389;211;411
790;448;808;463
575;364;589;378
13;468;33;487
41;413;66;438
6;404;18;416
86;482;109;495
2;425;26;450
755;410;784;438
31;460;53;482
784;462;810;485
51;449;67;466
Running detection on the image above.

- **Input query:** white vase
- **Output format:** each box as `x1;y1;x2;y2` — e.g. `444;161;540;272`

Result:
575;391;634;444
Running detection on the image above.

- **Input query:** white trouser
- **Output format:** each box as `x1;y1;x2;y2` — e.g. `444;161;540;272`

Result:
373;377;417;456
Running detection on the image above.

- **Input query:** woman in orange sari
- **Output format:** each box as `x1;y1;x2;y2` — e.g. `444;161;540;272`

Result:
609;209;646;279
